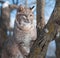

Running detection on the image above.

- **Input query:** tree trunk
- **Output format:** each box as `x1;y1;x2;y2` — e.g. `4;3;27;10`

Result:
27;0;60;58
0;2;18;47
0;2;7;58
37;0;45;37
37;0;45;30
0;2;18;58
55;0;60;58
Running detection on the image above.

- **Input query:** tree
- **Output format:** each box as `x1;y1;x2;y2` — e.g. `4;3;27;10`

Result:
37;0;45;30
37;0;45;37
0;1;6;58
0;0;18;57
27;0;60;58
0;0;18;44
55;0;60;58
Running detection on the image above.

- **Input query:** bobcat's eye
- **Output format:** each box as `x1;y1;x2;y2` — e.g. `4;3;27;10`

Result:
30;14;32;17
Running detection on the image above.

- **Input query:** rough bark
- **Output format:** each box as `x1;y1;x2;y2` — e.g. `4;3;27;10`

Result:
27;0;60;58
37;0;45;30
0;2;7;58
55;0;60;58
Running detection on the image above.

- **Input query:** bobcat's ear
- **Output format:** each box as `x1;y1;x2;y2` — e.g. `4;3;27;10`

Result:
18;5;24;12
30;6;35;12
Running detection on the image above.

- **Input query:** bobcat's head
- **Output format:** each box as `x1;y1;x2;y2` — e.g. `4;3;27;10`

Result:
16;5;35;31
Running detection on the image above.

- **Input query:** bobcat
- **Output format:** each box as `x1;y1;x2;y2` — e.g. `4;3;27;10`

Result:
1;5;37;58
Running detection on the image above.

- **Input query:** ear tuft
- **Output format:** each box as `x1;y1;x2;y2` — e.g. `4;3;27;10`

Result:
30;6;35;12
30;6;35;10
18;5;24;12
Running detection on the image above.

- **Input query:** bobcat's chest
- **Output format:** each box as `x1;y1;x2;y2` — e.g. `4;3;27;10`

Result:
14;27;32;44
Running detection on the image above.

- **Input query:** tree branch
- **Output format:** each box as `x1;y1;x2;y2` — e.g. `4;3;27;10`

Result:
27;0;60;58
